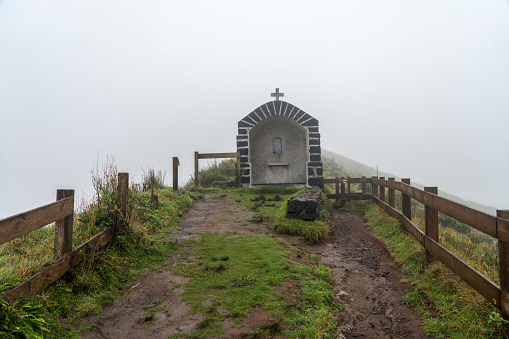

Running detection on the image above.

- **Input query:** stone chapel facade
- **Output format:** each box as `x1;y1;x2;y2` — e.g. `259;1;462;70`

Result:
236;100;323;188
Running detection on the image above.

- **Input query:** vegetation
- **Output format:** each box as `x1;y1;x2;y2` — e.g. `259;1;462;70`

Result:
342;200;503;338
186;159;237;188
0;159;193;338
321;151;502;337
169;232;339;338
1;158;340;338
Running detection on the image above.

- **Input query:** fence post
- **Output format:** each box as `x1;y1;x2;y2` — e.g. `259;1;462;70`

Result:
173;157;180;192
54;189;74;259
425;187;438;263
341;177;346;204
194;151;199;186
379;177;385;202
498;210;509;336
362;176;366;194
372;177;378;198
117;172;129;233
388;178;395;208
335;177;340;203
402;178;411;220
347;179;351;194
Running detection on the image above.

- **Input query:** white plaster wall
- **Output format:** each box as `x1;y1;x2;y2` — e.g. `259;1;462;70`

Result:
249;117;308;184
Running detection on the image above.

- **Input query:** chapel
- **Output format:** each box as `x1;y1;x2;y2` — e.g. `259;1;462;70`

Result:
236;89;323;188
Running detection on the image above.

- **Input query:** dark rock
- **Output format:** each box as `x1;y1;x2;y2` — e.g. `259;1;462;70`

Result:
286;187;322;220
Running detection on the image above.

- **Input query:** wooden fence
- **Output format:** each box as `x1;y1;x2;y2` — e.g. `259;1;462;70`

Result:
324;176;509;324
194;152;241;188
0;173;129;302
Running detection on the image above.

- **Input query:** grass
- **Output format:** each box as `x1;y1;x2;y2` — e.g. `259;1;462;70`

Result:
2;157;340;338
222;186;334;244
169;232;339;338
343;200;504;338
186;159;237;189
0;159;193;338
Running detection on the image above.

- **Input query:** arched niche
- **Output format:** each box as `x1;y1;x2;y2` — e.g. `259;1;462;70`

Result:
249;116;308;185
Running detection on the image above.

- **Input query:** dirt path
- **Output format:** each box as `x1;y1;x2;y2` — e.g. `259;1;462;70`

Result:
281;210;431;338
78;194;430;338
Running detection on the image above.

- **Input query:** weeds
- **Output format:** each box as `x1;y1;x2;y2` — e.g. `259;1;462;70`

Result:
0;159;193;338
141;167;167;191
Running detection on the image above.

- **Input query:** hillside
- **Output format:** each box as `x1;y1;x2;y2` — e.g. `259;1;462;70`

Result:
322;149;497;216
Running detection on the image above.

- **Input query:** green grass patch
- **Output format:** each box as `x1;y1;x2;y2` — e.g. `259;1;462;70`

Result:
273;190;333;244
170;232;339;338
343;200;504;338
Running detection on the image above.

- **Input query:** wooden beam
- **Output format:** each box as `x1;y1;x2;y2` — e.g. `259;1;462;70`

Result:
117;173;129;233
172;157;180;192
379;177;385;202
498;210;509;332
425;187;439;263
0;197;74;246
194;151;199;186
401;178;411;221
5;226;116;302
326;193;372;201
373;195;500;308
198;152;240;159
54;190;74;259
399;184;497;239
388;178;395;208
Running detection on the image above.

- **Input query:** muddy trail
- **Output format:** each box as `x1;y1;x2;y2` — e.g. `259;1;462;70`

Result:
78;194;429;338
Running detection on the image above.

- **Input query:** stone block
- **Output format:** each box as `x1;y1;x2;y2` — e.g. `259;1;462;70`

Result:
309;146;321;154
308;177;324;188
286;188;322;220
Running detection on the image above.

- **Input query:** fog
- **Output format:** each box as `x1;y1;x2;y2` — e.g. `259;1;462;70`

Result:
1;0;508;218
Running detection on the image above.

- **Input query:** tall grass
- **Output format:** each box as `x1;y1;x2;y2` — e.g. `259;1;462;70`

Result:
141;167;166;191
185;159;237;188
1;158;194;338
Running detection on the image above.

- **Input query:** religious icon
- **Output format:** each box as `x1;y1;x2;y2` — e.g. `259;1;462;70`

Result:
273;137;282;154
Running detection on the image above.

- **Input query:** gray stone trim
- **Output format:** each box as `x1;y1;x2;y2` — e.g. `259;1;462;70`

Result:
237;100;323;188
282;102;290;116
252;110;262;121
245;115;257;125
297;113;311;123
248;112;261;123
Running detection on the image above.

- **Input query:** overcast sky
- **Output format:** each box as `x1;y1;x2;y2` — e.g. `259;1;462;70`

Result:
1;0;508;218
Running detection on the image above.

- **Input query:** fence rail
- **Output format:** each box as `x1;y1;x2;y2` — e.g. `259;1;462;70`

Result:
324;176;509;322
0;173;129;302
194;151;241;188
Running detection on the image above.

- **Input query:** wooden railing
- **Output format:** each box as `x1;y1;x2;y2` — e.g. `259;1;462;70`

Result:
0;173;129;302
324;176;509;323
194;151;241;188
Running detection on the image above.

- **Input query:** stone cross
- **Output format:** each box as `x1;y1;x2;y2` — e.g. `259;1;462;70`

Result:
271;88;284;101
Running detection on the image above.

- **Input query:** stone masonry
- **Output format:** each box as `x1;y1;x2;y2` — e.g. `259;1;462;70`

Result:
236;100;323;188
